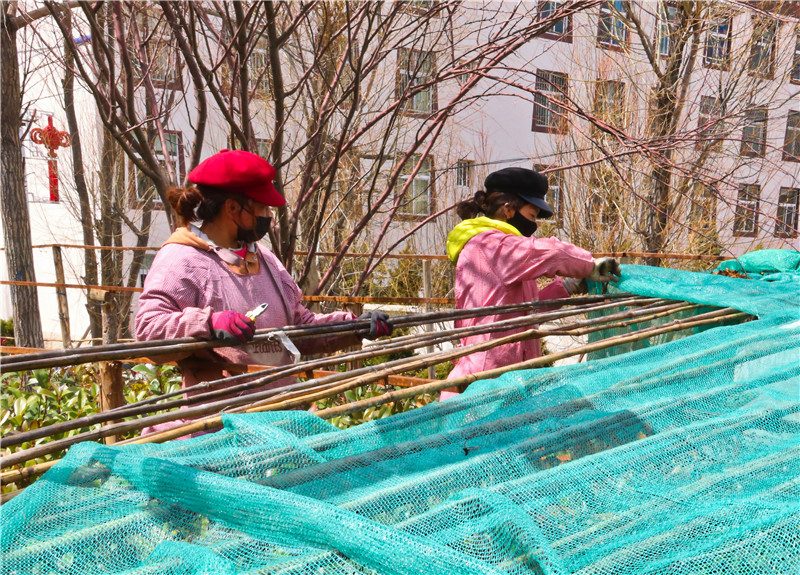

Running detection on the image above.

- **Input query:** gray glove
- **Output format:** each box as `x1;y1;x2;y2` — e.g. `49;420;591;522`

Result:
358;311;393;338
587;257;621;283
562;277;588;295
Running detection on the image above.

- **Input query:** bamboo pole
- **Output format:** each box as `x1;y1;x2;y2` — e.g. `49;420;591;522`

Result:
119;309;746;445
0;309;746;483
0;297;673;449
0;293;637;372
314;310;749;421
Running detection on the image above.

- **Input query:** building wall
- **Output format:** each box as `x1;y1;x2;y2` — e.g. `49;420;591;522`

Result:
2;1;798;345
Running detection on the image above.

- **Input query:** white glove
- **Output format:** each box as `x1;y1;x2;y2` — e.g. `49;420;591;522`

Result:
587;257;621;283
562;277;588;295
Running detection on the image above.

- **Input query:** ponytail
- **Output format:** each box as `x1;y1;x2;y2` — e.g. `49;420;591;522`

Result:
166;185;248;226
455;189;525;221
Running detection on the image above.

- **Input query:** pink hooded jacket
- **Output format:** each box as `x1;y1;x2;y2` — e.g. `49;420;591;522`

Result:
134;227;358;398
446;219;594;381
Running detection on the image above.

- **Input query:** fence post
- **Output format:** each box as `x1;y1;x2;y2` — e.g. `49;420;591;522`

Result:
51;246;72;349
98;360;124;444
423;259;436;379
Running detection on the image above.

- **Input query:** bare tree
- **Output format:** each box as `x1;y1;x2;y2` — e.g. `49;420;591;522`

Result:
2;2;45;348
493;1;797;264
38;1;594;310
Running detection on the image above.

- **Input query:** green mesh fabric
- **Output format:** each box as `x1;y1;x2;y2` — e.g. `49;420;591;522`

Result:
714;248;800;276
3;264;799;574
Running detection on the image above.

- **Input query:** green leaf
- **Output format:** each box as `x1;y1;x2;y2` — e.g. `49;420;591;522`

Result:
13;397;27;418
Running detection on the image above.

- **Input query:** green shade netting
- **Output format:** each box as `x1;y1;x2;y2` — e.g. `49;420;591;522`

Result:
3;262;799;574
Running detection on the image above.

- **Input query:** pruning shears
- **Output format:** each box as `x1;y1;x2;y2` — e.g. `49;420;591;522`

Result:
246;303;269;321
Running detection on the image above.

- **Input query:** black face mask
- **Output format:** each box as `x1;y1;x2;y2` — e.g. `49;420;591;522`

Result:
236;205;272;243
507;211;538;237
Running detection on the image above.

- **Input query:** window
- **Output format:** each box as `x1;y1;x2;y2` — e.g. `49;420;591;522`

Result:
741;108;767;158
657;2;679;57
134;131;184;205
597;1;628;49
400;1;433;15
733;184;760;237
704;14;731;69
539;1;573;42
532;70;569;133
249;43;271;97
594;79;626;129
588;166;620;228
784;111;800;162
397;48;437;114
793;33;800;84
455;160;473;187
457;60;478;86
748;15;777;77
397;155;433;217
138;254;156;287
130;10;181;90
775;187;799;237
534;167;564;226
229;136;272;160
696;95;725;150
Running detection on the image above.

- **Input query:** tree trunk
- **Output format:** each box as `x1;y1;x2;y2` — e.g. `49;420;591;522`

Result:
62;8;102;341
1;8;44;348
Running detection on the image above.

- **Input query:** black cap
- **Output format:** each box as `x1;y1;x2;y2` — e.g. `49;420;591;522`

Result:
484;167;553;219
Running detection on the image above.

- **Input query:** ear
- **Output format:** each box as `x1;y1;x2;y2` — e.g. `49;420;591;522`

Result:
502;203;515;220
225;198;241;217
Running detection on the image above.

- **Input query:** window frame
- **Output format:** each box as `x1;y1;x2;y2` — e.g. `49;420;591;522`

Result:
597;1;628;50
733;184;760;237
532;69;570;134
249;42;272;98
396;154;435;219
792;33;800;84
455;159;474;188
396;47;438;116
703;14;732;70
747;14;778;78
534;164;565;228
657;1;679;58
539;1;573;43
129;9;182;91
783;111;800;162
696;95;725;151
131;130;185;209
740;108;767;158
593;79;626;131
775;187;799;238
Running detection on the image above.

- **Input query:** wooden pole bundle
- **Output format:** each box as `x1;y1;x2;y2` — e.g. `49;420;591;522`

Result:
0;304;746;477
116;307;747;446
0;293;635;372
1;296;669;449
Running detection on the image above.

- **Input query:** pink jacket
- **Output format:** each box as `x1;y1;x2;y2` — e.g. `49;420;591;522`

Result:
134;229;358;396
447;228;594;380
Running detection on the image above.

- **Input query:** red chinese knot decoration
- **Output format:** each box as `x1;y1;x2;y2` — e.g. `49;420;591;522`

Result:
30;116;71;202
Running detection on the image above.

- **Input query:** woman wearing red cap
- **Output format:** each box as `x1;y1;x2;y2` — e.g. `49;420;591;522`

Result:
441;167;620;399
135;150;392;411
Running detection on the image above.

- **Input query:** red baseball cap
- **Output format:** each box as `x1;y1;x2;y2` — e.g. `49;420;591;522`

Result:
188;149;286;207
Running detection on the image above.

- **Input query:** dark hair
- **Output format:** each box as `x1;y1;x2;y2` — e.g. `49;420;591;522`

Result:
166;185;249;226
455;190;525;220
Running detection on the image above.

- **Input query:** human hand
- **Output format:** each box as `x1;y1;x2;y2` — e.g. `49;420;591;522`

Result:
210;310;256;343
358;311;394;338
587;257;621;283
562;277;588;295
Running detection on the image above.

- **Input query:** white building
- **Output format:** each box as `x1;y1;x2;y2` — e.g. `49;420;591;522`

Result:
2;1;798;346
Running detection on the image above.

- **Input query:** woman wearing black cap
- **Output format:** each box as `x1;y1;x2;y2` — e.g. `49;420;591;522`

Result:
134;150;392;432
442;167;620;399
